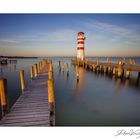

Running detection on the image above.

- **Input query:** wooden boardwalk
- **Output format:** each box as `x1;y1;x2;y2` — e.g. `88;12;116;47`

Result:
0;63;53;126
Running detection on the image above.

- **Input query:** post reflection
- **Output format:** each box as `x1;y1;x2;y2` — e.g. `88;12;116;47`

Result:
74;67;85;92
114;78;122;94
125;79;130;87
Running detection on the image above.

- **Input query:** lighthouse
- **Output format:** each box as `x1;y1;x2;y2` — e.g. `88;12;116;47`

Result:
77;32;85;60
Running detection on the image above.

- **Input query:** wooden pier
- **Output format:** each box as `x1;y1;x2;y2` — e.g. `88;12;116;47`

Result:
72;58;140;83
0;60;55;126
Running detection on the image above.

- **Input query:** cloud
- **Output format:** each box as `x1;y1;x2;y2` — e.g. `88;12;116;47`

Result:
0;39;18;44
15;29;75;43
84;20;140;42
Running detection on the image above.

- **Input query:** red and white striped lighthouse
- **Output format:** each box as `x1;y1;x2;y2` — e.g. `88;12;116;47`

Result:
77;32;85;60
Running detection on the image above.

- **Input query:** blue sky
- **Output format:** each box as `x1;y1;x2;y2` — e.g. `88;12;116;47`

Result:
0;14;140;57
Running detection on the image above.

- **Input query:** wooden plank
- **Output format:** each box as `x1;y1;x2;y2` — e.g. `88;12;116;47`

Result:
0;63;53;126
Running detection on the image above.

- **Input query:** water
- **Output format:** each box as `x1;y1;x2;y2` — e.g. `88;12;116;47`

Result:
0;57;140;126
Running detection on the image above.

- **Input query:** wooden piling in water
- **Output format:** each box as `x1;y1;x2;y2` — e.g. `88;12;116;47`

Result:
34;64;38;77
38;63;40;74
113;67;116;75
62;61;64;72
30;66;34;79
48;71;53;80
0;79;7;115
49;62;53;72
125;70;131;79
66;63;69;76
19;69;25;92
137;72;140;84
47;79;54;115
76;65;79;82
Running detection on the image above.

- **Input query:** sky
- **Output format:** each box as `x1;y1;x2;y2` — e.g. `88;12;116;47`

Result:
0;14;140;57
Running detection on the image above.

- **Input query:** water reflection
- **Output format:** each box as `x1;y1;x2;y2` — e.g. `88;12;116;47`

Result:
125;79;130;87
74;67;85;92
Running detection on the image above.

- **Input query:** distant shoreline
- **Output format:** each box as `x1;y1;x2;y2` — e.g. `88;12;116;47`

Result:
0;56;140;59
0;56;38;59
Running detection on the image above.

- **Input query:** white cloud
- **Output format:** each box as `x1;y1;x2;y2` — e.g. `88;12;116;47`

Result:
84;20;140;42
13;29;76;43
0;39;18;44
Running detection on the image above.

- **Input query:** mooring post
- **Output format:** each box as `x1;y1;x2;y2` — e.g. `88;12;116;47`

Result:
49;62;53;72
66;63;69;76
30;66;34;79
19;69;25;93
62;60;64;72
33;64;38;77
117;60;123;78
47;79;54;115
0;79;7;115
125;70;131;79
37;63;40;74
58;61;61;70
137;72;140;84
76;65;79;82
40;61;42;70
113;67;116;75
48;71;53;80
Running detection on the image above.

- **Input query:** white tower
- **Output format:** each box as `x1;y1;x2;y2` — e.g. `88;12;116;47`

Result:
77;32;85;60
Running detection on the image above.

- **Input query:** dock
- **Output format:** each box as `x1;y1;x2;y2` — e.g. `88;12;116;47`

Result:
72;58;140;83
0;60;55;126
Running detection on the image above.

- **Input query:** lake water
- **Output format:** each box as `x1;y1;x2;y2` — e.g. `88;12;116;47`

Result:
0;57;140;126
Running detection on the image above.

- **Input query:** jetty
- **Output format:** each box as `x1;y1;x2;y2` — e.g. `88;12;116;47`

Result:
72;58;140;83
0;59;55;126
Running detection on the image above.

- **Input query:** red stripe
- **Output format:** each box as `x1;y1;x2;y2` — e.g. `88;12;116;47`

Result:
77;38;84;40
78;42;84;44
77;47;84;50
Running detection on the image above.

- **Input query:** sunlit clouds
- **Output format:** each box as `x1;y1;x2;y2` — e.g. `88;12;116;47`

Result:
0;14;140;57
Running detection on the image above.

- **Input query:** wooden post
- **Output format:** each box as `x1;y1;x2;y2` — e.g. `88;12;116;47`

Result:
137;72;140;84
48;71;53;80
40;61;42;70
125;70;131;79
58;61;61;70
66;63;69;76
37;63;40;74
103;66;107;74
62;60;64;72
76;65;79;82
113;67;116;75
118;65;122;78
34;64;37;77
19;69;25;92
47;79;54;115
49;62;53;72
0;79;7;114
30;66;34;79
118;60;123;78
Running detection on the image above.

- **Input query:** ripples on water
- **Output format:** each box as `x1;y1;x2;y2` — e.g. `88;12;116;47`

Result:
0;57;140;126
